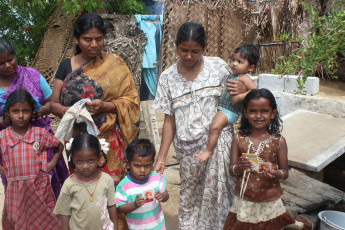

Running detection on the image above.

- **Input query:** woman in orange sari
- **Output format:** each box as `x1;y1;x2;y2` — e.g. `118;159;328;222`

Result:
51;13;140;229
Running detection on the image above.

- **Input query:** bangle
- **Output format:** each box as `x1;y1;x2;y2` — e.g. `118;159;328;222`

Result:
61;106;66;116
278;169;285;180
156;161;165;165
232;165;241;176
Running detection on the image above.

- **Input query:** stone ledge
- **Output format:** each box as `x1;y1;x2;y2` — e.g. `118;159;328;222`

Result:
258;74;319;95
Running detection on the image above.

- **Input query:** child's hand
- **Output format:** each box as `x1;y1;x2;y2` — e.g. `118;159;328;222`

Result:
238;156;253;172
47;161;55;172
195;150;212;162
263;170;284;180
154;190;164;202
135;194;145;208
154;190;169;203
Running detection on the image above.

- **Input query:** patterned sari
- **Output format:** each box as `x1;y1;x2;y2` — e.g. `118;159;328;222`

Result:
59;52;140;185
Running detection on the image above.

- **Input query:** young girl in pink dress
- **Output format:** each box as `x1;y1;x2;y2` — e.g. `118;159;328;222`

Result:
224;88;312;230
0;89;63;229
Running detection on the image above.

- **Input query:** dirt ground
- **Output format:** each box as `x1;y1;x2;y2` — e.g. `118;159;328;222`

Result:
0;79;344;229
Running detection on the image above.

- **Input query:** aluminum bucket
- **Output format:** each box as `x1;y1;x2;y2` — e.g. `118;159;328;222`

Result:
318;210;345;230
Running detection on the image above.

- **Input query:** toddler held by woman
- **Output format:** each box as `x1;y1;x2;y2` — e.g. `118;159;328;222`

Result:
196;44;258;162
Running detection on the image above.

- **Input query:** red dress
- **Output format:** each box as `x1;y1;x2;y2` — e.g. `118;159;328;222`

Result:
0;125;61;229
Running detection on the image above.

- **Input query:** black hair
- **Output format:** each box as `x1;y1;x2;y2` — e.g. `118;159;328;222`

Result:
175;22;206;49
126;139;156;163
4;89;36;124
73;13;107;55
239;88;282;136
0;37;16;56
69;133;102;169
234;44;260;67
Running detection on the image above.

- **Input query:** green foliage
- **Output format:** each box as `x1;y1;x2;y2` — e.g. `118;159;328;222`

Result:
60;0;145;15
107;0;145;15
1;0;145;66
273;1;345;88
0;0;58;65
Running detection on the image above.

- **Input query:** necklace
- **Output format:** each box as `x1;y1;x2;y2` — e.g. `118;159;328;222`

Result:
0;79;8;90
81;172;100;202
245;135;275;155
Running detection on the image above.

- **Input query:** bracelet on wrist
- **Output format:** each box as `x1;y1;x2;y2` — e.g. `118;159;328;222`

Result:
278;169;285;180
232;165;241;176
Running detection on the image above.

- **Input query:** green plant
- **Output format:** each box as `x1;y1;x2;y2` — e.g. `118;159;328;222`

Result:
0;0;145;66
273;1;345;91
61;0;144;15
0;0;58;65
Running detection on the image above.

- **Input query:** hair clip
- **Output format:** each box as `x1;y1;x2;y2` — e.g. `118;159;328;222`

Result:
65;138;74;151
99;138;109;154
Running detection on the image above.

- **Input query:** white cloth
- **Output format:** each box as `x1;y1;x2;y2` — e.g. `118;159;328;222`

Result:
55;99;100;141
230;196;287;223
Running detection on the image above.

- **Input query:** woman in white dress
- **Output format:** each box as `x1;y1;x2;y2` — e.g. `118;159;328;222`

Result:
152;22;247;230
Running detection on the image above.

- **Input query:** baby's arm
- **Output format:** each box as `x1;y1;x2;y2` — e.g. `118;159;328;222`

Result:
47;141;63;172
117;194;145;214
60;215;71;230
231;75;257;105
264;136;289;180
108;204;118;230
154;190;169;203
196;112;228;162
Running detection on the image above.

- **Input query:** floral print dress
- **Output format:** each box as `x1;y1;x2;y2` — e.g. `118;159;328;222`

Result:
153;56;236;230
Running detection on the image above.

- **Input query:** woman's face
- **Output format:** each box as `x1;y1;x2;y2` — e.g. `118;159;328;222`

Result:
77;27;104;59
176;40;204;68
0;51;17;79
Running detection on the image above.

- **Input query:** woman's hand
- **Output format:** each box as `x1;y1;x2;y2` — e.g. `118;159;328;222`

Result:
154;162;165;174
36;106;49;120
86;99;116;115
86;99;105;115
226;80;246;96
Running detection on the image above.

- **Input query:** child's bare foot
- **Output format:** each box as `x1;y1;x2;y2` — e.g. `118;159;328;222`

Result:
195;150;212;162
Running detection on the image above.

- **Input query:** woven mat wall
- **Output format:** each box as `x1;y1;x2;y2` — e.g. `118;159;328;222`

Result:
31;3;79;85
254;0;303;73
104;15;147;92
159;0;302;75
31;7;146;92
159;0;256;73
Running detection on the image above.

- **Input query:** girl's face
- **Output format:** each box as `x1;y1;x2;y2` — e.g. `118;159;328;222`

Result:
176;40;204;68
77;27;104;60
73;149;99;178
7;101;33;131
230;52;255;75
127;154;153;183
244;97;277;131
0;51;17;79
